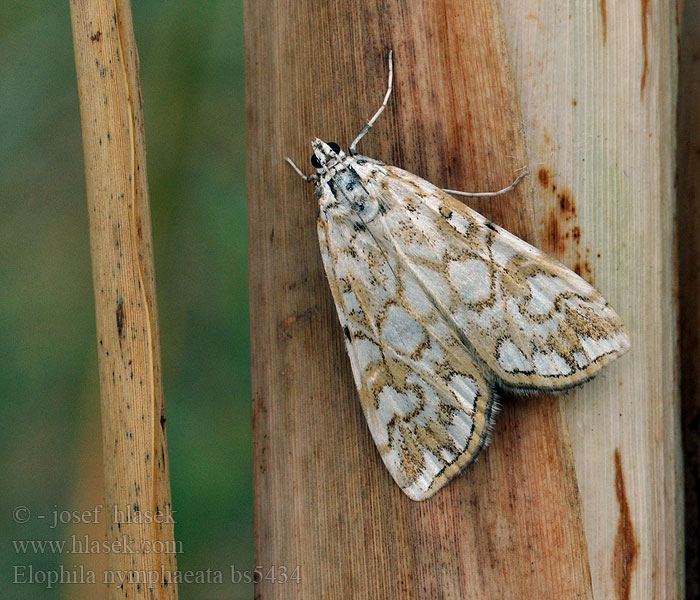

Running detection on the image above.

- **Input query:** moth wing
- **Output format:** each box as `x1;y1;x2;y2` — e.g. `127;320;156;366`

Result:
318;217;499;501
359;163;630;391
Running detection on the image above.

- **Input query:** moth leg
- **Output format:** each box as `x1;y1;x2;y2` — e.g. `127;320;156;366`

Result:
442;170;529;198
349;50;394;155
285;156;318;182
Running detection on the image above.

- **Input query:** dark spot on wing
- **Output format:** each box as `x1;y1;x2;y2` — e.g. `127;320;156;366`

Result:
327;178;338;198
439;205;453;219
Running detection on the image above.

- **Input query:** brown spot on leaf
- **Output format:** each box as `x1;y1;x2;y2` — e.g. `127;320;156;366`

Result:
90;30;102;42
544;211;564;254
287;276;308;292
640;0;650;97
116;299;125;338
541;181;592;277
278;308;315;340
573;260;593;280
612;449;639;600
558;190;576;216
601;0;608;45
572;98;578;107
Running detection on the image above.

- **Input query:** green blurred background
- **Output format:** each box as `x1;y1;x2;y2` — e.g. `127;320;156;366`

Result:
1;1;251;598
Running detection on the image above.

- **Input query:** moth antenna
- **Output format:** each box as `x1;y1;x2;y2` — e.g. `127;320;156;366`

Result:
443;170;529;198
285;156;317;182
349;50;394;155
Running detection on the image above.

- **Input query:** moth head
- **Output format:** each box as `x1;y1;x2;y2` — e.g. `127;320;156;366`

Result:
311;139;344;170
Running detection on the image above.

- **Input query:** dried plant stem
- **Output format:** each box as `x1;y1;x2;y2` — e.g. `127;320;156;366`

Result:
70;1;178;598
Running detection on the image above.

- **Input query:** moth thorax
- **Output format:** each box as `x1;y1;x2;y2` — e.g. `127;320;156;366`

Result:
329;170;379;222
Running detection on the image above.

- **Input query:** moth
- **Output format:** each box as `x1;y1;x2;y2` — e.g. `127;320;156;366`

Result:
286;51;630;501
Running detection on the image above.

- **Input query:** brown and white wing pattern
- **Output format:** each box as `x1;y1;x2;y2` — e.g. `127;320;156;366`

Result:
358;162;630;392
318;208;499;501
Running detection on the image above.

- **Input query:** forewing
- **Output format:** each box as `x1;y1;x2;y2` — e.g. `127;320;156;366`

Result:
358;162;630;391
318;214;499;501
